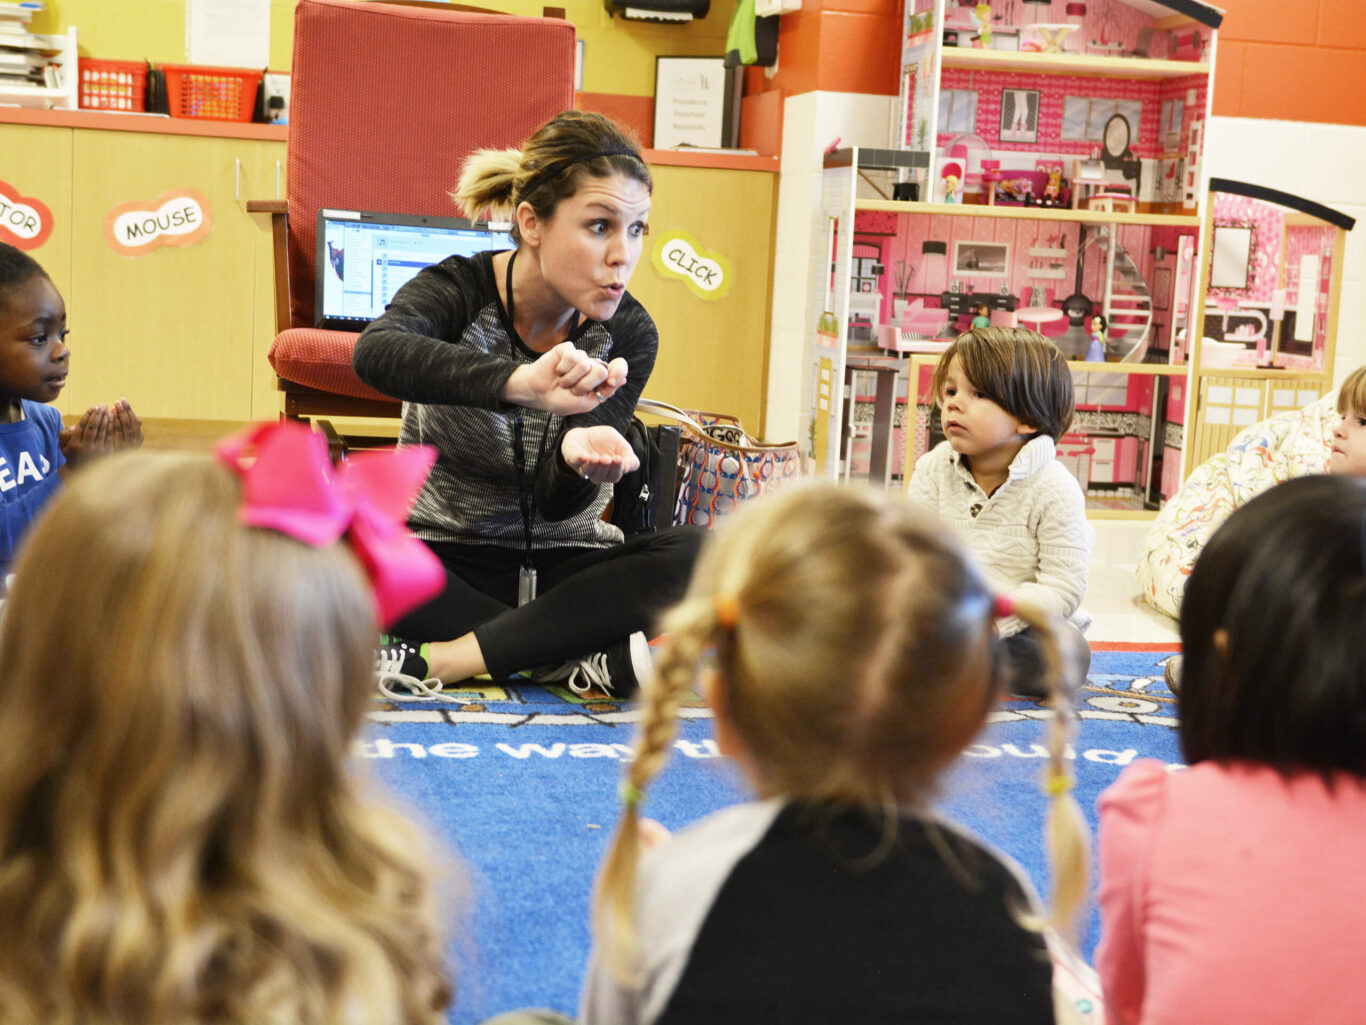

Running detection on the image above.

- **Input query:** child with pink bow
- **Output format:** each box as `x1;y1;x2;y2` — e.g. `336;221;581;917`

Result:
0;421;454;1025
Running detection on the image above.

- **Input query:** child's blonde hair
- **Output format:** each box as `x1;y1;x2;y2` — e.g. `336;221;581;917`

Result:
595;483;1088;977
930;327;1076;440
0;452;452;1025
1336;364;1366;418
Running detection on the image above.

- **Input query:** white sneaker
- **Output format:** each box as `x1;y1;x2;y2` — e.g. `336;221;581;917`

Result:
530;631;653;698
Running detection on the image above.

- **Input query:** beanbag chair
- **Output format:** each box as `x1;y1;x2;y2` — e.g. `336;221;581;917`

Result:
1136;395;1339;619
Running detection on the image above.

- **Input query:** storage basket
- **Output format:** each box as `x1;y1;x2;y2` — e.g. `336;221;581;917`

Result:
78;58;147;112
161;64;261;122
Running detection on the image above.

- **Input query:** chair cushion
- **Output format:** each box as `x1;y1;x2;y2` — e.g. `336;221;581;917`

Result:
269;328;396;402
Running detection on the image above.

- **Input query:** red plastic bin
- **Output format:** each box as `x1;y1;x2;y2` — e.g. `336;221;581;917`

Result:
78;58;147;112
161;64;261;122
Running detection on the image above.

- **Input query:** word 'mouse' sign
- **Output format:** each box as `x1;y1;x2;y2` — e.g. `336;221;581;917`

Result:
105;189;213;256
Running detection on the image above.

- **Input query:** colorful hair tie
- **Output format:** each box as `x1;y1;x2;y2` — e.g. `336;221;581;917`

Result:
993;593;1016;619
215;421;444;629
1044;772;1073;797
715;594;740;629
620;781;645;807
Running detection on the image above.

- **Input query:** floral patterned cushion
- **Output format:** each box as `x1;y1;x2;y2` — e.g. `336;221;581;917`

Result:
1136;395;1338;619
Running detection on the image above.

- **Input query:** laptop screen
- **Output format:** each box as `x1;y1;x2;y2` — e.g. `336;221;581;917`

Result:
314;209;515;330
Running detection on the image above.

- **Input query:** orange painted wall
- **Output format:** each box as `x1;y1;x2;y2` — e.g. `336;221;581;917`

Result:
744;0;1366;129
1213;0;1366;126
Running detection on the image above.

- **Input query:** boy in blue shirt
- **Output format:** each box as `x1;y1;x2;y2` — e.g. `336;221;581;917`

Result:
0;243;142;573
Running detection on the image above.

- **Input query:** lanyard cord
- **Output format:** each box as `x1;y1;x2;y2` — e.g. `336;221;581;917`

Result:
506;249;552;571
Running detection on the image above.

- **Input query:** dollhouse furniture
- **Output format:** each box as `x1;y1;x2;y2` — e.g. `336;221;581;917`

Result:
253;0;574;445
992;168;1072;208
1088;193;1137;214
876;299;952;350
843;353;905;486
1070;159;1115;210
1015;306;1065;329
1025;23;1079;53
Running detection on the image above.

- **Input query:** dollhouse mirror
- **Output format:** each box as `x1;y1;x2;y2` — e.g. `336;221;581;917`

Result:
1102;112;1130;159
1209;224;1253;289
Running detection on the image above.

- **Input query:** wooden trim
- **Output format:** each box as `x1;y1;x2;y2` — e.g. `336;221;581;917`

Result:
281;386;402;419
0;106;287;141
642;148;779;173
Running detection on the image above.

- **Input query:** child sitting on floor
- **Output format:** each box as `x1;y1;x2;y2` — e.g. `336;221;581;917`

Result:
907;326;1094;698
580;483;1089;1024
0;422;453;1025
1161;363;1366;692
0;242;142;573
1096;474;1366;1025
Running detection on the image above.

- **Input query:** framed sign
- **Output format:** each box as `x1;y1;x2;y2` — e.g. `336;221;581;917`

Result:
999;88;1039;144
653;56;733;150
953;240;1010;278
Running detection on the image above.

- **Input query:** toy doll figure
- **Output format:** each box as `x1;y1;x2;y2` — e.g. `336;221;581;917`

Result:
941;162;962;204
1043;168;1063;205
972;303;991;329
973;3;993;47
1086;314;1107;362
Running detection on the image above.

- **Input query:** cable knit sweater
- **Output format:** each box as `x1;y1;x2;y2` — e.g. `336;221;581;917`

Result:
906;436;1092;636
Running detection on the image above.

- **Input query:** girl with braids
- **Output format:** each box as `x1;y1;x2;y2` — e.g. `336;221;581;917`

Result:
354;110;702;699
579;482;1090;1025
1096;474;1366;1025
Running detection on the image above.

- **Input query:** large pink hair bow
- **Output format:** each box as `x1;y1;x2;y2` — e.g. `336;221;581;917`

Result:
215;421;445;628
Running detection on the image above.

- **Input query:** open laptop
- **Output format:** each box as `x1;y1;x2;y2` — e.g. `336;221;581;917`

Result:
314;209;515;330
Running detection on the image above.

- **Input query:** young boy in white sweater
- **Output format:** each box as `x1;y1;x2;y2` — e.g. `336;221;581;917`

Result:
907;326;1093;697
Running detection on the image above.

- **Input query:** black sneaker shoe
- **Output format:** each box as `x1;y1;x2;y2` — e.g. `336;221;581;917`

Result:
375;638;458;702
529;631;654;699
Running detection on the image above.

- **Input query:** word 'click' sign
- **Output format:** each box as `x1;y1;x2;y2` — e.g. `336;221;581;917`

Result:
105;189;213;256
651;229;733;301
0;180;54;251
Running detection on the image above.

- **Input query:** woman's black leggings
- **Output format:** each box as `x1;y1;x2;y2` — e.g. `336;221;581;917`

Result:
389;526;706;679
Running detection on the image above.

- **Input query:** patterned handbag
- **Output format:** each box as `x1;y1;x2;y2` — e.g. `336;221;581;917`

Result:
636;398;802;529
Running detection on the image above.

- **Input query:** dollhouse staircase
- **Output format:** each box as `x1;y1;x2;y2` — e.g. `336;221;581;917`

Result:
1084;226;1153;361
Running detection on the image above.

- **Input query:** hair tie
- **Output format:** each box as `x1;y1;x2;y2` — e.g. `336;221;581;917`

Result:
1044;772;1073;797
620;781;645;807
715;594;740;630
214;421;445;628
993;594;1015;619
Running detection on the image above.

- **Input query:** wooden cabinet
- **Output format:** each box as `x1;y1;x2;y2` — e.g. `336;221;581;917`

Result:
0;122;74;414
66;130;283;420
0;111;286;422
626;162;778;435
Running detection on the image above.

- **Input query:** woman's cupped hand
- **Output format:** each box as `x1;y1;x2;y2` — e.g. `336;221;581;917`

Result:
562;425;640;485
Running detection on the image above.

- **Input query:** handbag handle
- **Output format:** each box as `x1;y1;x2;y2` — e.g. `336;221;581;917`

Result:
636;398;799;453
635;397;707;434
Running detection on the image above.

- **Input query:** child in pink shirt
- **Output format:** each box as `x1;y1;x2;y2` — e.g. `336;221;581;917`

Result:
1096;474;1366;1025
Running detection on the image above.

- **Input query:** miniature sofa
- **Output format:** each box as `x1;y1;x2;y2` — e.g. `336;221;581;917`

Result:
1136;394;1339;619
991;169;1071;207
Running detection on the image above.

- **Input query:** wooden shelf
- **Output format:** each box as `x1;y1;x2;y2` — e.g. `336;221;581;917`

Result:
942;47;1208;80
854;199;1200;228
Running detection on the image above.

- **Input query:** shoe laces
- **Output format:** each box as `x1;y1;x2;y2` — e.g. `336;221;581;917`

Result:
563;651;614;696
375;644;460;704
377;671;465;704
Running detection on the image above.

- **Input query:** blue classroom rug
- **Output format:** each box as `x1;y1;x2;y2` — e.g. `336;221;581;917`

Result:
363;643;1181;1025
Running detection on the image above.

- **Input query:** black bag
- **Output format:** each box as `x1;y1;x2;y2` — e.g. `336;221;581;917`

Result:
610;417;681;536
